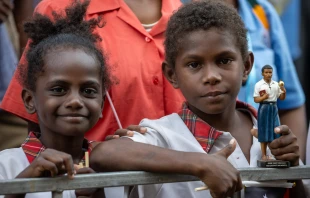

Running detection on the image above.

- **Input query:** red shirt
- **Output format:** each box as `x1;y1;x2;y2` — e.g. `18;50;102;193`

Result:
1;0;184;141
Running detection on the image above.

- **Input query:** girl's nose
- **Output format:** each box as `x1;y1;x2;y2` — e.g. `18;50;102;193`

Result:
65;92;84;109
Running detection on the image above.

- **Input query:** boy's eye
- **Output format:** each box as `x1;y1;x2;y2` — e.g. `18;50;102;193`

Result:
218;58;232;65
50;87;66;93
187;62;201;69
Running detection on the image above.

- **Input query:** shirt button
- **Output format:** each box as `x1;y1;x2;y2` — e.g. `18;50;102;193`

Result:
145;37;151;42
153;77;159;85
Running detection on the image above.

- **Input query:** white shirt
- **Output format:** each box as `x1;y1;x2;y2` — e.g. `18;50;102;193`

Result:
125;111;271;198
0;148;76;198
253;79;283;102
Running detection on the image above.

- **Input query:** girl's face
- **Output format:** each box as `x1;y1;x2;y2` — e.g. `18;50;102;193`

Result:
166;29;252;117
26;49;103;137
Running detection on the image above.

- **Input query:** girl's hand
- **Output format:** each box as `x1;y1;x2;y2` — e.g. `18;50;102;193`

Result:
105;125;147;141
16;148;75;179
74;167;105;198
269;125;300;166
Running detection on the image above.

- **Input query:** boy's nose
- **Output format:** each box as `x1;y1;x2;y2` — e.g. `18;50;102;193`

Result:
202;66;221;85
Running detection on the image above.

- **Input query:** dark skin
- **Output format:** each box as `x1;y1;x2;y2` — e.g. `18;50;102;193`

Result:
0;0;33;56
13;0;33;56
123;0;162;24
5;49;105;198
91;29;251;198
168;29;254;163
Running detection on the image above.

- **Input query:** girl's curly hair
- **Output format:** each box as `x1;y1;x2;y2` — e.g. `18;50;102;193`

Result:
19;0;111;91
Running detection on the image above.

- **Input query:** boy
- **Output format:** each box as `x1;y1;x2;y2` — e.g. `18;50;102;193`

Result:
91;1;301;198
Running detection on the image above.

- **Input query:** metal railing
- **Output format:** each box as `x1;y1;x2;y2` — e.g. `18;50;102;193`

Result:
1;165;310;198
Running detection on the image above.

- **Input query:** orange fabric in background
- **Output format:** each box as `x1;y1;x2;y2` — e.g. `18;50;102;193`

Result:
0;0;184;141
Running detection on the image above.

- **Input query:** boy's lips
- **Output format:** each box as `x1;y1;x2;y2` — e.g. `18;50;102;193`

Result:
201;91;225;97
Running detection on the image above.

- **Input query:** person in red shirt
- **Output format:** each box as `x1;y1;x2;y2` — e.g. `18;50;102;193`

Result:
0;0;184;141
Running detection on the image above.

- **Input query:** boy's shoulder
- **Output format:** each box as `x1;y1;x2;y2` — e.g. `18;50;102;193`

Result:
0;148;29;179
139;113;184;129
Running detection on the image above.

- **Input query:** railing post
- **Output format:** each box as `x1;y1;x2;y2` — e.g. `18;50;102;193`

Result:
52;190;63;198
232;191;242;198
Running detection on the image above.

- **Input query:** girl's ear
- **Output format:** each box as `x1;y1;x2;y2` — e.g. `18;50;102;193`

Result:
162;61;179;89
242;52;254;84
21;89;36;114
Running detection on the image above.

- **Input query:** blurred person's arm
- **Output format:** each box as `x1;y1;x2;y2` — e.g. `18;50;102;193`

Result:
279;105;307;163
13;0;34;57
0;0;13;24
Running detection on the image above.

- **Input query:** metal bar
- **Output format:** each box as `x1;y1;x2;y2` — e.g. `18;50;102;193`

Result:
1;166;310;195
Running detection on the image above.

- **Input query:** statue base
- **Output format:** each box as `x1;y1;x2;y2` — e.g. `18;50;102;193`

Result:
257;160;290;168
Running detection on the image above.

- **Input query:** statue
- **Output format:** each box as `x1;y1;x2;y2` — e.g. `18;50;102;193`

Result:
253;65;288;167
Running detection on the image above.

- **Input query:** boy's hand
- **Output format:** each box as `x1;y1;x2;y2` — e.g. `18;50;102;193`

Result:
74;167;105;198
105;125;147;140
0;0;13;23
199;139;242;198
16;148;75;179
269;125;300;166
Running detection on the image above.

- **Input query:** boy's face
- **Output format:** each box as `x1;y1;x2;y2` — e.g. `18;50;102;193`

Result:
23;49;103;137
262;68;273;82
164;29;252;116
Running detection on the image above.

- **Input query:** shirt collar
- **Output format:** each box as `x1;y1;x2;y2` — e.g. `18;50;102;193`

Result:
178;102;223;153
88;0;120;14
21;132;93;164
178;101;257;153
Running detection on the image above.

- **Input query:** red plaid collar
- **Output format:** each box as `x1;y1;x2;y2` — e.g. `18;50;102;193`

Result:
21;132;94;163
178;100;257;153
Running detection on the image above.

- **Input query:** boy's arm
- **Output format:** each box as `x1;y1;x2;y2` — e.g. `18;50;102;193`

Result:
90;138;243;198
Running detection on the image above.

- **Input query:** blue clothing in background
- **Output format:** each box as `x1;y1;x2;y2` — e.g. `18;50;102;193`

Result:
238;0;305;110
280;0;301;60
0;24;17;102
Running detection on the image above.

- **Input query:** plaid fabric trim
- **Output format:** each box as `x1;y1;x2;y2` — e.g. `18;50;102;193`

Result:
178;101;258;153
178;103;223;153
21;132;94;164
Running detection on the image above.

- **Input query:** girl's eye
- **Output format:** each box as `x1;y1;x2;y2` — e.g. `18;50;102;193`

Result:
187;62;201;69
219;58;232;65
50;87;66;93
83;88;98;96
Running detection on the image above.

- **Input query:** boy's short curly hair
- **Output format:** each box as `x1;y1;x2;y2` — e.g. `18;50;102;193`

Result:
18;0;111;91
164;0;248;68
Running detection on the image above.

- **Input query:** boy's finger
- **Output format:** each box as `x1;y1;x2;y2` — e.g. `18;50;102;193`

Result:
274;125;290;135
269;134;296;149
270;143;299;156
215;139;236;159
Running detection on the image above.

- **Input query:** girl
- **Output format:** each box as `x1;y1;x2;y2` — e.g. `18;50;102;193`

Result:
0;1;110;197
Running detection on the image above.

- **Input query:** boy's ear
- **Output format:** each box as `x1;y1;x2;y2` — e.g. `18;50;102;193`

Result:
162;61;179;89
21;89;36;114
242;52;254;84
